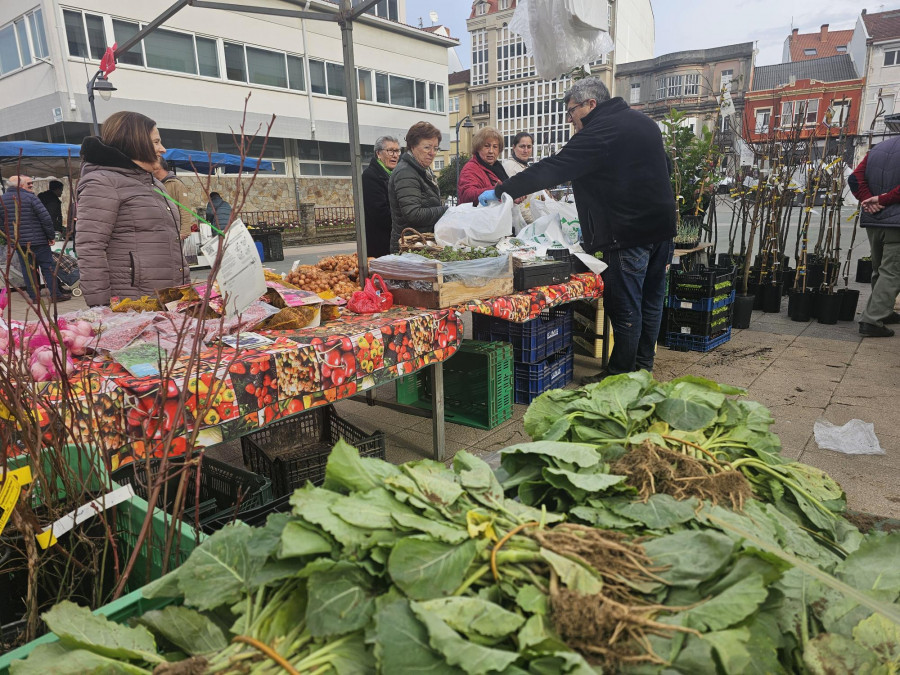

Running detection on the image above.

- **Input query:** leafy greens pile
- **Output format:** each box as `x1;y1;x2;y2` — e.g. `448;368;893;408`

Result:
10;373;900;674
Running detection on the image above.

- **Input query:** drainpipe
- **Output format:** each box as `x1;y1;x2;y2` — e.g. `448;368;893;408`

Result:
48;0;77;116
301;0;317;138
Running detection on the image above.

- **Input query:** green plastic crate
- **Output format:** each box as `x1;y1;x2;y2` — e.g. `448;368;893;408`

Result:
396;340;513;430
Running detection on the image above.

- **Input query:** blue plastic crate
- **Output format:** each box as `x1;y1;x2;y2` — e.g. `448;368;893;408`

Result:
667;289;735;313
473;306;572;364
665;327;732;352
514;346;574;404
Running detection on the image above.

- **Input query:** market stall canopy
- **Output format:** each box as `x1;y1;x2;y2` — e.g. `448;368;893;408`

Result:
0;141;81;180
163;149;273;175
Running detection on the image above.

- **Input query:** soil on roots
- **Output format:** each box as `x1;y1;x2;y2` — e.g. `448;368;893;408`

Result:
611;441;753;510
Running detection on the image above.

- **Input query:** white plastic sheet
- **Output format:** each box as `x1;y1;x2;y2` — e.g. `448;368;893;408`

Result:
510;0;615;80
434;193;515;248
515;213;606;275
813;418;884;455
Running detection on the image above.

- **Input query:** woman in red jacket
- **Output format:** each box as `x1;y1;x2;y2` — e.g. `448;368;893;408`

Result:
457;127;509;206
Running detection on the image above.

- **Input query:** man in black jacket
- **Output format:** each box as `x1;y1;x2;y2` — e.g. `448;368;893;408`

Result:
362;135;400;258
38;180;65;237
480;77;675;381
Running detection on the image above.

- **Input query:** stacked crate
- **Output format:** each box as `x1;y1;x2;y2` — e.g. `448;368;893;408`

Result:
665;265;735;352
473;306;574;404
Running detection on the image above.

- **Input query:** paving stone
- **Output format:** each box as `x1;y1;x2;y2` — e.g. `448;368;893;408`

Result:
831;382;899;412
789;335;862;355
765;404;824;460
748;370;838;408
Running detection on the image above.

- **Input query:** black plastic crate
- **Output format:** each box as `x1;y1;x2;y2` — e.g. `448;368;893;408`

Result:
513;346;574;404
670;264;735;300
241;406;385;497
110;456;272;528
513;259;571;291
473;306;572;364
667;303;733;337
251;230;284;262
200;494;292;531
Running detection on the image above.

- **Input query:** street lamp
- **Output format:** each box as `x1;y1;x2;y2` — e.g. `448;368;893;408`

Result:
455;115;474;193
87;70;116;135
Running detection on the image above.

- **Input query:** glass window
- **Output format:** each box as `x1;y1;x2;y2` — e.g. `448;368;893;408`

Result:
322;163;351;177
246;46;287;87
224;42;246;82
720;69;733;92
113;19;143;67
656;78;665;100
0;24;20;74
84;13;106;60
358;68;373;100
28;10;48;59
287;54;304;91
196;36;218;77
320;142;349;161
427;83;444;112
804;48;817;56
754;109;770;133
14;20;30;66
414;80;426;109
309;59;326;94
326;62;344;96
63;10;88;58
375;71;389;103
299;164;321;176
684;74;699;96
298;140;320;160
145;28;197;74
884;50;898;66
836;45;847;53
805;98;818;124
780;101;795;127
390;75;414;107
630;82;640;104
158;128;204;150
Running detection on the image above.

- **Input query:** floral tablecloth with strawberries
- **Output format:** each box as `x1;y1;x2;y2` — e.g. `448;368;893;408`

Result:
47;306;461;468
463;272;603;322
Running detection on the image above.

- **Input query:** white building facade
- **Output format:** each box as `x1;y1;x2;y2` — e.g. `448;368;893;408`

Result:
0;0;455;205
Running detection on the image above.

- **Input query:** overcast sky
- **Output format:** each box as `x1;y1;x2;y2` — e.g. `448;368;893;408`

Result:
404;0;863;70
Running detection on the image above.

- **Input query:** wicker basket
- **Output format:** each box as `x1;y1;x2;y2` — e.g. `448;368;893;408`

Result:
398;228;442;254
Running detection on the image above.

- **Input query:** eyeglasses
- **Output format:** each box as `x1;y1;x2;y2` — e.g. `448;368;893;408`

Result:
565;101;589;121
418;145;440;153
380;148;401;155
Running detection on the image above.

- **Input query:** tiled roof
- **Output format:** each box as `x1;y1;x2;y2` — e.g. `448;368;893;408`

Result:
469;0;517;19
787;27;853;61
448;70;471;85
752;54;860;91
863;9;900;42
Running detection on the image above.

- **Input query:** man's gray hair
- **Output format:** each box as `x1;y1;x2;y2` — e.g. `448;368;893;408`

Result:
563;77;611;106
374;135;399;153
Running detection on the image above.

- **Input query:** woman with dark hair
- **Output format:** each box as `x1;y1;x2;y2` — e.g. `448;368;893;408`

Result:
502;132;534;178
388;122;448;253
457;127;509;206
76;111;188;307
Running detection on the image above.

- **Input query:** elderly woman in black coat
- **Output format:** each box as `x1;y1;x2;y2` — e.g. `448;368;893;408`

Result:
362;135;401;258
388;122;448;254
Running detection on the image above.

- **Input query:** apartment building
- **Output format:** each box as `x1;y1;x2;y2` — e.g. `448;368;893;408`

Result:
783;24;853;62
0;0;457;209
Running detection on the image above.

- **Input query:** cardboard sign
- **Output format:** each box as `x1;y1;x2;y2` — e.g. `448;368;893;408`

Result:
202;219;267;317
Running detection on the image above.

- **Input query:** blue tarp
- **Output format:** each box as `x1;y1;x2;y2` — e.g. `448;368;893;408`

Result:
0;141;81;159
163;148;273;174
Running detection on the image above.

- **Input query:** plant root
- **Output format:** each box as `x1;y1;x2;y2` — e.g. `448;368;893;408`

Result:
611;442;753;510
152;657;209;675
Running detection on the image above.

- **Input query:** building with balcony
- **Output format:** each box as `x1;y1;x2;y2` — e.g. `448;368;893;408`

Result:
614;42;755;172
464;0;653;160
743;55;863;162
848;8;900;158
436;68;472;175
0;0;457;210
783;24;853;62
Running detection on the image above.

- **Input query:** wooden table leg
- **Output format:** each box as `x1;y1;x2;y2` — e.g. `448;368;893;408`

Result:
430;360;445;462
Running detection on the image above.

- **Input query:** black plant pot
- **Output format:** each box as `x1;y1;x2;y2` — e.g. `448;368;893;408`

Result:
807;262;825;289
733;293;755;329
816;292;841;325
782;269;796;296
855;258;872;284
837;288;861;321
717;252;741;267
789;289;814;322
762;283;783;313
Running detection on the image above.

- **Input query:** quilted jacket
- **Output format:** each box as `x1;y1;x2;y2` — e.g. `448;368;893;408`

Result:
1;187;54;246
76;137;188;307
388;152;447;253
457;155;504;206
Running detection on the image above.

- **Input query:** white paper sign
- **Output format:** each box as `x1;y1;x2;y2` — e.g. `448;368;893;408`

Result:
201;219;266;317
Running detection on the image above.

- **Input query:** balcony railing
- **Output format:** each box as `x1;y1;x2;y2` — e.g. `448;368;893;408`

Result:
472;102;491;116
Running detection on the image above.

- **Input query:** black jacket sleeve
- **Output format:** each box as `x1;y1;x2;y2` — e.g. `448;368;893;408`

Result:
32;195;55;240
363;169;389;223
495;130;601;200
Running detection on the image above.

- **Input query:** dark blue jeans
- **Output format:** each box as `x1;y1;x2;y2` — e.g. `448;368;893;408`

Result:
16;243;59;300
600;239;674;375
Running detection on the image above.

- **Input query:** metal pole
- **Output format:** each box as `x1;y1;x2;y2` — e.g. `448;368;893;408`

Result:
87;71;100;135
455;123;461;191
339;1;368;285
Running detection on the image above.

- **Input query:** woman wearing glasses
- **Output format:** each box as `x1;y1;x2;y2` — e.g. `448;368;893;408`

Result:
362;135;401;258
388;122;448;253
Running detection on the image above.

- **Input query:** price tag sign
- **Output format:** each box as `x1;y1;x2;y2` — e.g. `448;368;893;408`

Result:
0;466;33;537
201;219;266;317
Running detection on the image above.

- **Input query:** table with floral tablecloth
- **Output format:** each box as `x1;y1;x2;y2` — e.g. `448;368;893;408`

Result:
462;272;603;322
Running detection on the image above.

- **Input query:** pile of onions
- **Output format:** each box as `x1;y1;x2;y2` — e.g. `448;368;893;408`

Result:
1;318;96;382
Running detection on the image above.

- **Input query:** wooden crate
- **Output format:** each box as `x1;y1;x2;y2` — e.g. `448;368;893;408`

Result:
380;257;514;309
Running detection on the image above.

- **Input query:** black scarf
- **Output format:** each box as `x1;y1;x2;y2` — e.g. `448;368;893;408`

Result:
476;153;509;182
512;154;530;168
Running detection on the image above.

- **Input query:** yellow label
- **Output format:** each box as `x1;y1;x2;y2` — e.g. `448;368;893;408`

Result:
0;466;32;536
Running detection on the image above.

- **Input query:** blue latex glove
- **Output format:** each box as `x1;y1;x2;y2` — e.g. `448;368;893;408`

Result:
478;189;498;206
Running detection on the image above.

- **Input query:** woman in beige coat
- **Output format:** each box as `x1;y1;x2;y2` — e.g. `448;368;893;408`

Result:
76;111;188;307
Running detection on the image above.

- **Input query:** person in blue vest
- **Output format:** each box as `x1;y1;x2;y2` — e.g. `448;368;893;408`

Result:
849;137;900;337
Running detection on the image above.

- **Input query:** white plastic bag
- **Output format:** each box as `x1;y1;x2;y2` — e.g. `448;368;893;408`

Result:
528;198;581;243
434;193;514;248
515;213;606;275
510;0;615;80
813;418;884;455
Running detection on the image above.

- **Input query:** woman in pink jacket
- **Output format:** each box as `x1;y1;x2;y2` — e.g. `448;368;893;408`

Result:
457;127;509;206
